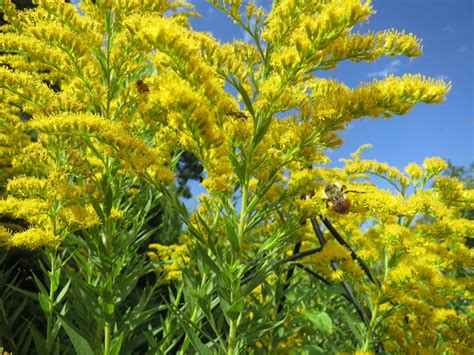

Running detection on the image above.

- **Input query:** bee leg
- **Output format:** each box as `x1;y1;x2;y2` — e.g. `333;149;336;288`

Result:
310;217;371;327
345;190;365;194
310;217;327;247
320;216;379;286
323;199;331;209
341;184;367;194
277;242;302;313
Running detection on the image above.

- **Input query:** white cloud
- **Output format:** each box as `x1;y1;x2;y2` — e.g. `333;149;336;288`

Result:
442;25;454;33
367;59;401;79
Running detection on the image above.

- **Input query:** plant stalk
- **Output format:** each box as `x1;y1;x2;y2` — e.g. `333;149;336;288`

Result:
45;250;57;354
104;322;112;355
227;319;237;355
237;183;248;251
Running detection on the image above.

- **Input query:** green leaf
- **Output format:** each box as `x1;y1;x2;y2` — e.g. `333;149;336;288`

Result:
300;345;326;354
7;283;38;301
50;268;61;294
29;323;47;355
55;279;71;305
180;319;212;355
104;186;113;217
109;332;124;355
227;297;244;321
32;273;48;296
11;297;29;323
195;246;220;276
82;137;105;163
223;217;240;252
228;150;245;184
38;292;51;315
91;200;105;223
60;316;95;355
234;78;255;117
342;311;365;345
306;311;333;334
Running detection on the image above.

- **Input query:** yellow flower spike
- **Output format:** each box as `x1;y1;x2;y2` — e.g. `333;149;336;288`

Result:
0;66;59;115
36;0;102;46
407;190;450;218
147;242;190;284
324;29;422;65
289;168;317;194
435;175;473;205
351;188;408;216
404;162;424;181
148;71;227;149
59;205;101;230
28;21;90;58
6;176;49;198
28;113;174;183
304;74;450;132
270;46;301;74
345;159;410;189
422;156;448;176
0;197;50;226
4;227;60;249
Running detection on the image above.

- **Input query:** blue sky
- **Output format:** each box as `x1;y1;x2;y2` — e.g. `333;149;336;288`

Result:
189;0;473;171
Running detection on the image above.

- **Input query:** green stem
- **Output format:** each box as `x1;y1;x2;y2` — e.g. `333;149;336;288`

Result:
104;9;113;120
237;183;248;249
361;249;390;351
45;251;57;354
178;273;208;354
227;318;237;355
104;322;112;355
362;306;378;351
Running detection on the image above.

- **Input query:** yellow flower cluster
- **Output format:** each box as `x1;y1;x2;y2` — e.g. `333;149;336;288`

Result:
263;0;373;49
434;175;473;204
0;0;467;352
423;156;449;176
312;148;474;353
135;17;239;150
0;105;31;186
325;29;422;63
304;240;364;280
28;113;174;183
0;195;60;249
59;205;101;230
0;227;59;249
345;159;410;189
148;242;190;284
0;66;60;115
305;75;450;130
201;145;237;195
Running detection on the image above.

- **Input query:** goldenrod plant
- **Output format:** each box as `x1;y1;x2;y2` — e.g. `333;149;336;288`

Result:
0;0;193;353
0;0;471;354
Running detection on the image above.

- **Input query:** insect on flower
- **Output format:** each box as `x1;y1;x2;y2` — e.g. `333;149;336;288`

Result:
322;182;362;215
227;110;248;119
136;79;149;94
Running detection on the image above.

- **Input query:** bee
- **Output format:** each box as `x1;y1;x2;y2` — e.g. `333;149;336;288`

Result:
322;182;359;215
227;110;248;119
136;79;149;94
